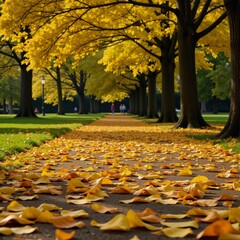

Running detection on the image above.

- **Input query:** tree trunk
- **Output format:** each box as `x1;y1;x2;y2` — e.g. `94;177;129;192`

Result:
217;0;240;138
134;87;140;115
3;99;6;114
94;98;99;113
8;95;13;114
158;44;178;123
78;93;86;114
90;95;98;113
138;74;147;116
201;101;207;113
16;64;36;117
212;96;218;114
147;71;158;118
56;67;65;115
129;91;134;114
174;20;208;128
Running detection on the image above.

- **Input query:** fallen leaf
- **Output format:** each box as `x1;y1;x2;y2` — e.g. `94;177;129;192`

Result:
218;233;240;240
55;229;76;240
120;197;149;204
160;220;199;228
91;214;130;231
196;220;237;239
91;203;118;214
0;226;37;235
161;227;193;238
60;209;89;218
51;216;85;229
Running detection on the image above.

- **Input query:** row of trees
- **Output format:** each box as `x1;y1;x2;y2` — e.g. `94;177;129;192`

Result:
0;1;239;138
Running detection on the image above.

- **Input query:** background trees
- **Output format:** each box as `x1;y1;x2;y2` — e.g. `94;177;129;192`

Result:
0;0;239;137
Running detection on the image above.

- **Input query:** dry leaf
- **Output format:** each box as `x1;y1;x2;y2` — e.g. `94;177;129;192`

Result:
55;229;76;240
91;203;118;214
51;216;85;229
161;227;193;238
91;214;130;231
196;220;237;239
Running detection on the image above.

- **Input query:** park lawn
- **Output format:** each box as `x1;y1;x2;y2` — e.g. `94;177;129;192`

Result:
138;113;240;154
0;113;106;162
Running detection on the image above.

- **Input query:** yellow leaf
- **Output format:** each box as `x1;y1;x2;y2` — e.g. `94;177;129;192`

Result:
0;215;34;226
91;203;118;214
0;226;37;235
195;211;221;223
129;235;141;240
61;210;89;218
0;187;15;194
136;208;161;223
91;214;130;231
16;195;39;201
160;220;199;228
67;194;104;205
156;198;178;205
55;229;76;240
110;185;132;194
191;175;209;183
21;206;42;219
218;233;240;240
178;168;193;176
36;210;54;223
161;214;188;219
229;207;240;223
7;201;26;212
126;209;161;231
161;227;193;238
37;203;62;211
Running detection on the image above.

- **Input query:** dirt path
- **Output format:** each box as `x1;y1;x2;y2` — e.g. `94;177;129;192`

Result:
0;114;239;240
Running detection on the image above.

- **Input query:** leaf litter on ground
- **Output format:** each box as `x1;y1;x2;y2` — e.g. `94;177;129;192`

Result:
0;114;239;239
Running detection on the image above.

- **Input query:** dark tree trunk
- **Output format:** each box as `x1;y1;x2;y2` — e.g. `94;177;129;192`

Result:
147;71;158;118
16;64;36;117
78;93;86;114
138;74;147;116
129;91;134;114
134;86;140;115
217;0;240;138
3;99;6;114
56;67;65;115
90;95;99;113
174;5;208;128
158;40;178;123
94;98;99;113
212;96;218;114
8;96;13;114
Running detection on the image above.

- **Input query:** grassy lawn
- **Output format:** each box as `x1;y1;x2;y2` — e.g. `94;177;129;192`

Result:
137;113;240;153
0;113;106;161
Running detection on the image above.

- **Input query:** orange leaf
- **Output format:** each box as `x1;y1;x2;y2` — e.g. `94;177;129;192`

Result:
51;216;85;229
196;220;237;239
91;203;118;214
55;229;76;240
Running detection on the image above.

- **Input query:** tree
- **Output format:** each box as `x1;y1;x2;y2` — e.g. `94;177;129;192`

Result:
216;0;240;138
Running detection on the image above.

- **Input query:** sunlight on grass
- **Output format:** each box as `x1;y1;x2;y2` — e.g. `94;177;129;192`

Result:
0;113;106;160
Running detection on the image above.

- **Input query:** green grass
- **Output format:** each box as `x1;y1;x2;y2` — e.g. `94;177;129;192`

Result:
0;113;106;160
135;113;240;153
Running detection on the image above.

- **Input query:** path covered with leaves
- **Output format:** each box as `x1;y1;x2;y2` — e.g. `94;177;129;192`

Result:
0;114;239;240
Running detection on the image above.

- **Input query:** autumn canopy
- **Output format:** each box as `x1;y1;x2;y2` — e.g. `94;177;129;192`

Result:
0;1;239;138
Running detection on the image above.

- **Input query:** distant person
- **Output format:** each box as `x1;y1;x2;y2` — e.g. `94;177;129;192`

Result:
111;103;115;114
34;107;39;114
122;104;126;114
74;107;78;113
119;104;123;114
